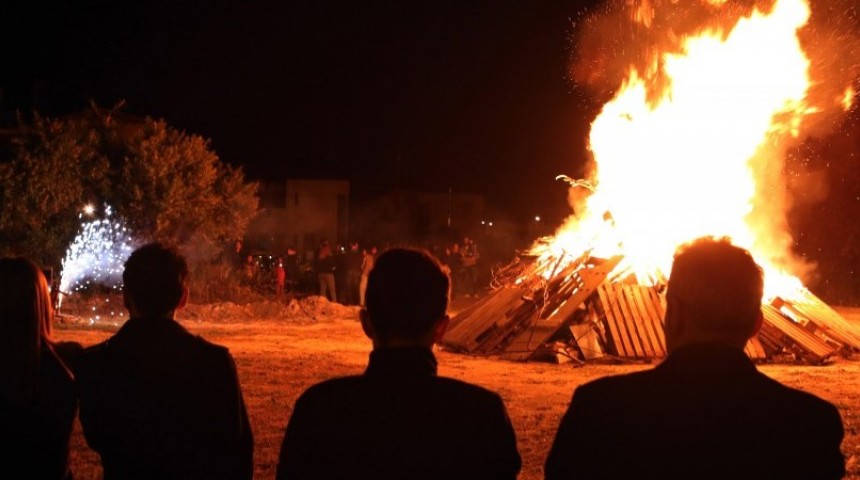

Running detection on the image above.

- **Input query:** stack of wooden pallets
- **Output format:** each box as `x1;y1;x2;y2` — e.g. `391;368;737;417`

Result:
441;254;860;364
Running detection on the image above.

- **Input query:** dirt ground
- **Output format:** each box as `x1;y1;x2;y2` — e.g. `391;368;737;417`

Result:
55;305;860;480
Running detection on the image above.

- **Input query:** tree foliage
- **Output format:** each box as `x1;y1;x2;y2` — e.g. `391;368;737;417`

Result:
0;109;259;271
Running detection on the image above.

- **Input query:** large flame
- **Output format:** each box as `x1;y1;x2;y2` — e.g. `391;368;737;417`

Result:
538;0;837;300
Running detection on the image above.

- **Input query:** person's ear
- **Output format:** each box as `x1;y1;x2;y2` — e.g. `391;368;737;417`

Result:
432;315;450;344
750;308;763;338
359;308;375;340
123;291;133;312
663;296;685;342
177;286;189;310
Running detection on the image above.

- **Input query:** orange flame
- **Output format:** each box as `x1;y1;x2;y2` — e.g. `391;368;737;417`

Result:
537;0;836;301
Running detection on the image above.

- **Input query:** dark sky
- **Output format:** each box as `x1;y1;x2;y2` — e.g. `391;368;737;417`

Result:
1;0;605;222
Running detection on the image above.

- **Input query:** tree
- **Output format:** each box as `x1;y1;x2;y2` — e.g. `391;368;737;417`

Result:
0;109;259;286
116;118;258;253
0;114;108;264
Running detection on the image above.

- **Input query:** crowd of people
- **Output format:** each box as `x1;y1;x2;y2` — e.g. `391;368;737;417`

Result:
233;235;488;304
0;237;847;479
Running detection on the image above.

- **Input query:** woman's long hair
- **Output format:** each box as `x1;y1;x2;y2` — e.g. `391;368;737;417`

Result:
0;258;54;404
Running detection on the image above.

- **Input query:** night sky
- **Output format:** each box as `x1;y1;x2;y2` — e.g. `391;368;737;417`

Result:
1;0;605;222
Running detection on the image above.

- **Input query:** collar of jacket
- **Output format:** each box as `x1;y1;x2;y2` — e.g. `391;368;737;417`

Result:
113;316;184;338
365;347;438;378
658;342;758;379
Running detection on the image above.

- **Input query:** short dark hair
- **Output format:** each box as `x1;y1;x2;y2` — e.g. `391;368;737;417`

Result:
123;243;188;317
667;237;763;336
365;248;449;340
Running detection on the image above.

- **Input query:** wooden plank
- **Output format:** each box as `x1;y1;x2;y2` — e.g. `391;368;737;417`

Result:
797;291;860;348
570;324;603;359
636;286;666;357
645;288;667;349
620;285;654;357
786;300;860;350
629;285;663;357
612;283;643;357
603;283;635;356
597;284;627;356
501;256;623;361
442;287;525;352
760;305;835;362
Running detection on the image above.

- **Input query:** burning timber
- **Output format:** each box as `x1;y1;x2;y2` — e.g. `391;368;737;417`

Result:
442;251;860;365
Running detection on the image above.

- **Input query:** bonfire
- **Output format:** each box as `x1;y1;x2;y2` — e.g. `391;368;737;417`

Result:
443;0;860;364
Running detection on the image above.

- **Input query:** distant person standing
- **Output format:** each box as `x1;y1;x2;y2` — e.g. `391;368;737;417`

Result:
447;243;462;298
231;240;245;272
461;237;479;297
0;258;78;480
275;257;286;298
344;241;363;305
359;246;377;307
545;237;844;479
284;246;301;293
277;248;521;479
315;241;337;302
76;243;254;479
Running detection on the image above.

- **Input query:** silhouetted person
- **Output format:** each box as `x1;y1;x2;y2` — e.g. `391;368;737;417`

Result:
343;241;363;305
545;237;845;480
277;248;521;480
76;243;253;479
0;258;77;479
314;241;337;302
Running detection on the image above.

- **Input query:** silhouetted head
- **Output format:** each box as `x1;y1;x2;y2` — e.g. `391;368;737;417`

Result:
361;248;450;349
123;243;189;318
665;237;764;353
0;258;54;403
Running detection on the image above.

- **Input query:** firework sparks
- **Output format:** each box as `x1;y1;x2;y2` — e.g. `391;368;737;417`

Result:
59;205;136;322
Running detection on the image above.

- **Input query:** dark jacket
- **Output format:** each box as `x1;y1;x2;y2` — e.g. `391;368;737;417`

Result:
314;255;336;275
0;345;77;480
277;348;521;480
75;317;253;480
545;343;845;480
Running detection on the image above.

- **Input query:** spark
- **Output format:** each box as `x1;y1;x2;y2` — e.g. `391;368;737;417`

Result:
59;205;137;318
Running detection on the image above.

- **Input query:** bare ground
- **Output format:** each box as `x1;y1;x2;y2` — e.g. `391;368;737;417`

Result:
55;306;860;480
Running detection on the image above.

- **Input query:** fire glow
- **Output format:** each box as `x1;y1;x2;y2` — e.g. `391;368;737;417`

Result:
537;0;850;300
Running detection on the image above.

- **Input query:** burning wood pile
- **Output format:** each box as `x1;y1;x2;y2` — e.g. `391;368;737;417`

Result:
444;0;860;364
442;248;860;364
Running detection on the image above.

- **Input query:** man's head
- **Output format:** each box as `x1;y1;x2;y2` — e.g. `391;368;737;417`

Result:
664;237;764;353
123;243;189;318
360;248;450;349
350;241;359;252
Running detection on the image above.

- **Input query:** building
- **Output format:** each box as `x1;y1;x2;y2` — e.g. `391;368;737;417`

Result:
247;179;350;261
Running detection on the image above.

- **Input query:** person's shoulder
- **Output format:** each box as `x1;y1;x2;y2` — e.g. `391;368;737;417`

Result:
52;340;84;366
74;338;113;375
573;368;658;398
758;373;840;417
302;375;364;394
294;375;365;406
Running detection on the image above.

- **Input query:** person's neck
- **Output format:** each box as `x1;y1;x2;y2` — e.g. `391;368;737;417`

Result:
667;334;747;355
373;338;434;350
128;308;176;320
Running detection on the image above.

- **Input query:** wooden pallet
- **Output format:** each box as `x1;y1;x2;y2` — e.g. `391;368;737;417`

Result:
759;304;835;363
443;287;528;352
500;256;623;361
781;291;860;350
595;283;666;358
